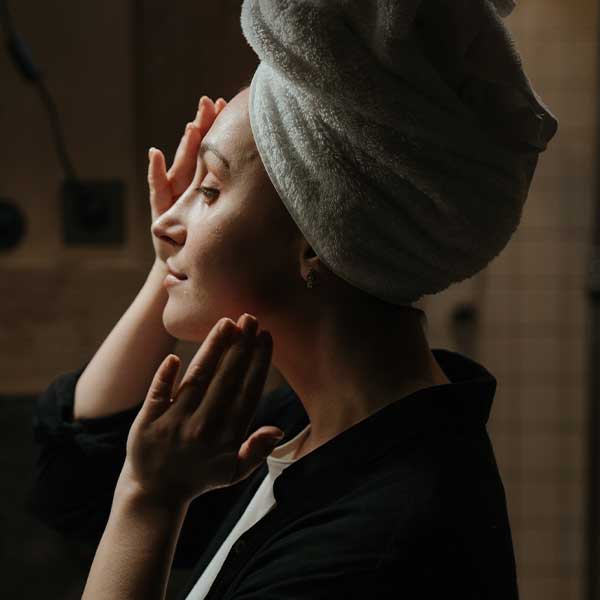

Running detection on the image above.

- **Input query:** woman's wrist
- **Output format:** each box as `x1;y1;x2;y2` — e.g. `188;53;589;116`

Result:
145;260;173;314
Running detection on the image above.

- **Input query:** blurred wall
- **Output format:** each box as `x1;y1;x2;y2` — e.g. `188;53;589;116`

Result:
420;1;597;598
0;1;141;391
0;1;259;598
0;0;264;395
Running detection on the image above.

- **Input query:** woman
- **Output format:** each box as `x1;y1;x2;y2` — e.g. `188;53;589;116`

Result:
152;83;453;463
29;1;558;598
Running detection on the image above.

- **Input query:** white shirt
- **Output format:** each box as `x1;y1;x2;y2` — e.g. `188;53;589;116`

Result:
185;423;312;599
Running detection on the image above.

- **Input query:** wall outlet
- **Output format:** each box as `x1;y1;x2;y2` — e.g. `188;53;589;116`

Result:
62;179;125;245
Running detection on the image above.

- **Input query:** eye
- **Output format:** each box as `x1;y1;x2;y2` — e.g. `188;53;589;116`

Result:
195;186;220;202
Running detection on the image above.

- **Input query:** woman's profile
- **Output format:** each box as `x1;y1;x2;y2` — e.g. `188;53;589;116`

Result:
28;1;558;598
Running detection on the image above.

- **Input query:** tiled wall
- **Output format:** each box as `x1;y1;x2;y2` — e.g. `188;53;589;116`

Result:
421;2;596;598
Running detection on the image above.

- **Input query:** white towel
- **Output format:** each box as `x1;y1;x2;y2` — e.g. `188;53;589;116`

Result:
240;0;558;305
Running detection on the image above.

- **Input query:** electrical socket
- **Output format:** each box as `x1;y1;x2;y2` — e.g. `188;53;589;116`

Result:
62;179;125;245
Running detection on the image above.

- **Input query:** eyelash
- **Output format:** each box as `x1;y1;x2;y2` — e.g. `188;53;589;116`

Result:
195;186;220;202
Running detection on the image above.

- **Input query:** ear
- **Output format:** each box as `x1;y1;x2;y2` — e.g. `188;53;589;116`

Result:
298;237;320;280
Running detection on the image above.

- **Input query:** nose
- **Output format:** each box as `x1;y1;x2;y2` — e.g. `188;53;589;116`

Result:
151;210;187;248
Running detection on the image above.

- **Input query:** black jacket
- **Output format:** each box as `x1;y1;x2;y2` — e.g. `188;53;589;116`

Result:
27;348;519;599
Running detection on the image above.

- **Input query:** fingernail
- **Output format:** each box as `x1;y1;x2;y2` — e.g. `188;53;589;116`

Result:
241;314;258;336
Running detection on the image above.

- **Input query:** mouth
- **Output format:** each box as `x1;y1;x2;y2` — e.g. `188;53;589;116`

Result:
166;261;188;280
169;271;188;280
164;273;186;287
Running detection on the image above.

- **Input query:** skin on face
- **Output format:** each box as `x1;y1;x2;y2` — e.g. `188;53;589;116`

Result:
152;88;303;345
152;87;450;461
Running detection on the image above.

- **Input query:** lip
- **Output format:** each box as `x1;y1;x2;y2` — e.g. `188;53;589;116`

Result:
166;261;188;280
164;273;186;287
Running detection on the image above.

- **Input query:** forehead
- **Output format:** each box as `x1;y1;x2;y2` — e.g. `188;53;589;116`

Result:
202;90;258;169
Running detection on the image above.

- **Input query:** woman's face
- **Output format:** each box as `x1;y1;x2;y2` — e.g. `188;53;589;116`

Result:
152;88;303;343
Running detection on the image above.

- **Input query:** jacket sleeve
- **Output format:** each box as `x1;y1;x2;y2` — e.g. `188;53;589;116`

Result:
26;362;288;571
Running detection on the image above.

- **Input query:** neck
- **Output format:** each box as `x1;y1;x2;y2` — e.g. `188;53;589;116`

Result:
271;304;450;460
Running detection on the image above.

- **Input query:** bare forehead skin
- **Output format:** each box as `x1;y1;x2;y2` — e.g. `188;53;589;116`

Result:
203;87;259;172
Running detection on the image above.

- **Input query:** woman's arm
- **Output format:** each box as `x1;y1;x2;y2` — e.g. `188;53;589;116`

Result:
73;97;222;420
73;259;177;420
81;476;190;600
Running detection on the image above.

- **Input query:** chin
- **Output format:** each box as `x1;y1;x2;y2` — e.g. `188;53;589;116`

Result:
161;305;195;342
161;303;224;344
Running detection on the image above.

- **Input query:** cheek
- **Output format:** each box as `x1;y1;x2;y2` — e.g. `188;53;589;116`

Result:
186;216;280;311
194;212;292;318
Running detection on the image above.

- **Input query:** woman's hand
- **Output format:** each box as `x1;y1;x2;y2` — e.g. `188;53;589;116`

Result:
118;314;284;508
148;95;228;267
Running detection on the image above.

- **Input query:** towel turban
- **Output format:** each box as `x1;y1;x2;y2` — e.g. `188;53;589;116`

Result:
240;0;558;305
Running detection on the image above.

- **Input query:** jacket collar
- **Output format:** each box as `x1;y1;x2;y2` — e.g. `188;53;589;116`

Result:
271;348;497;505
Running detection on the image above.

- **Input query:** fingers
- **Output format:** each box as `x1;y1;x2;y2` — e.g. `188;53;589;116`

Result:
168;96;220;198
148;95;227;217
197;320;272;443
214;97;227;115
158;313;273;457
231;425;283;484
148;147;171;218
192;96;225;128
169;318;242;415
138;354;181;424
230;330;273;441
167;120;204;199
201;320;259;425
197;97;226;127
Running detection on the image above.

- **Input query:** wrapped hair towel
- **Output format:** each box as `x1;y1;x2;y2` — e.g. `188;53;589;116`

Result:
240;0;559;305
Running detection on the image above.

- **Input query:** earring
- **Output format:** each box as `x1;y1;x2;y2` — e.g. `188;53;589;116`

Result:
306;269;317;289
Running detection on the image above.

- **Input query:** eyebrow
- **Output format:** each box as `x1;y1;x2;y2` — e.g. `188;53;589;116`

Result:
199;141;231;172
